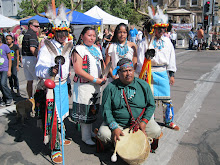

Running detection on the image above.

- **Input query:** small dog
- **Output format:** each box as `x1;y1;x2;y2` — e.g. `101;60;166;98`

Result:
16;98;35;124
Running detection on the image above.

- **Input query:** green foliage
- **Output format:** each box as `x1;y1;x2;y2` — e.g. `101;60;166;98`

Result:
83;0;144;25
18;0;50;18
17;0;145;25
17;0;77;18
83;0;97;11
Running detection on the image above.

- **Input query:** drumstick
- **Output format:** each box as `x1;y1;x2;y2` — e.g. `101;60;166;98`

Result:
111;140;118;162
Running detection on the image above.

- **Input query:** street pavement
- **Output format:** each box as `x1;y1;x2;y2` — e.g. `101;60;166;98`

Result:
0;48;220;165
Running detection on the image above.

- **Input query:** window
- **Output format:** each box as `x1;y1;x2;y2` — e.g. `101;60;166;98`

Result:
180;0;186;6
191;0;198;6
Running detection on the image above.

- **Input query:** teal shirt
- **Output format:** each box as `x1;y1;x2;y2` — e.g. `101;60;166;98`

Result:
102;77;155;130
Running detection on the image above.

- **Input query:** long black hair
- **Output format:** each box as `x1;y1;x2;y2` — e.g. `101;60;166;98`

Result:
0;34;6;44
76;26;95;45
111;23;129;43
143;18;154;33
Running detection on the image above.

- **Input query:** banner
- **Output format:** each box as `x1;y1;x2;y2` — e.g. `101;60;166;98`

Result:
171;24;192;31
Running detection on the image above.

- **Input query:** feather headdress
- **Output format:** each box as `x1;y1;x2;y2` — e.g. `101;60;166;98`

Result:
45;3;72;33
148;5;168;28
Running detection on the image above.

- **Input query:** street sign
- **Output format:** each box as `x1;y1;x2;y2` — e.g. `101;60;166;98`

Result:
214;2;219;12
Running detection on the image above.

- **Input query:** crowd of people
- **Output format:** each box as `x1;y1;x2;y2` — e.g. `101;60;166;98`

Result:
187;26;220;51
0;5;180;164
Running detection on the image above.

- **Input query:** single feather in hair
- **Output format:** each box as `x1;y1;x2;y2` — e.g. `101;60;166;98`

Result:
45;4;55;20
68;11;73;22
148;6;154;19
57;3;67;21
151;5;155;16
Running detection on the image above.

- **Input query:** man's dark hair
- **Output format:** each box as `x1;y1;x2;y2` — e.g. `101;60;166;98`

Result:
143;18;154;33
28;19;39;28
167;24;172;32
117;58;132;67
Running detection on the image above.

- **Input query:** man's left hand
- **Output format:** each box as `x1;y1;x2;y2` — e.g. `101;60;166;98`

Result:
170;77;175;85
139;122;147;136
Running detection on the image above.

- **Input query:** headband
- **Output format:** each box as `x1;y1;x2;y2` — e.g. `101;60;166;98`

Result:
112;62;134;76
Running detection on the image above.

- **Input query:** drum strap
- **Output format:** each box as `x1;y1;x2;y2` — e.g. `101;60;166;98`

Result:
123;89;145;132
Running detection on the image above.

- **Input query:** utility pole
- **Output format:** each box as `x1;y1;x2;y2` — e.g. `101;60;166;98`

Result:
203;0;212;32
212;0;214;27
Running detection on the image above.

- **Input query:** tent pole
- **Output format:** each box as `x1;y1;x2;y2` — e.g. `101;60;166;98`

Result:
100;18;104;46
101;18;103;38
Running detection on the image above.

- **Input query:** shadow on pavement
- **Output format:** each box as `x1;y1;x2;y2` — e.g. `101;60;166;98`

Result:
2;105;128;165
4;111;52;163
65;111;128;165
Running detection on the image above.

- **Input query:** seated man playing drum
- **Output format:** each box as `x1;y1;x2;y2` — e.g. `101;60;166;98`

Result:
97;58;162;152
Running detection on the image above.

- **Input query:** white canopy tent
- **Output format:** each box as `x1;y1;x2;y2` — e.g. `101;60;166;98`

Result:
84;5;128;38
167;9;194;14
0;14;20;28
84;5;128;25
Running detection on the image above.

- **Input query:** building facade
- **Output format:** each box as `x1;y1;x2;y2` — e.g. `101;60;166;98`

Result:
127;0;219;28
0;0;22;17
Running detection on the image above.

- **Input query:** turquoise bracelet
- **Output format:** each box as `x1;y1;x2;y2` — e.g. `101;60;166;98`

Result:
109;121;119;130
93;78;97;83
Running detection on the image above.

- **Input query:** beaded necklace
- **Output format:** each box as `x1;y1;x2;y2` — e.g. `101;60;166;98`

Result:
116;39;129;59
152;38;164;50
121;87;136;100
84;44;101;63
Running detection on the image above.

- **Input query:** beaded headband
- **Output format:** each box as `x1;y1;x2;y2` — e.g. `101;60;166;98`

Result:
112;62;134;76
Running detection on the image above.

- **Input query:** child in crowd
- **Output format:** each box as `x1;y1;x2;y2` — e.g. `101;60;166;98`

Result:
6;35;20;95
0;34;13;106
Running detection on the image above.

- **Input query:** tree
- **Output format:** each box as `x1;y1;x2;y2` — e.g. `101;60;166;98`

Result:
82;0;97;12
18;0;49;18
17;0;79;18
17;0;144;25
83;0;144;25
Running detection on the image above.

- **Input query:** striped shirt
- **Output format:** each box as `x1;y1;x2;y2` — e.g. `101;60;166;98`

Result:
22;29;38;56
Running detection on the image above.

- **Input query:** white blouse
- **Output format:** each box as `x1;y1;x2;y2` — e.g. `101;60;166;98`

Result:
75;45;102;79
35;39;72;81
107;43;134;70
137;35;177;74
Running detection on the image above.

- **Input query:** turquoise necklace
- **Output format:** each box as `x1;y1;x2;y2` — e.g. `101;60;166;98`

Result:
116;39;129;59
121;87;136;100
84;44;101;63
153;38;164;50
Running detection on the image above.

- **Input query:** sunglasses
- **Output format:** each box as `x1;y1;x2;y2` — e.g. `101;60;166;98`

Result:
32;25;40;28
